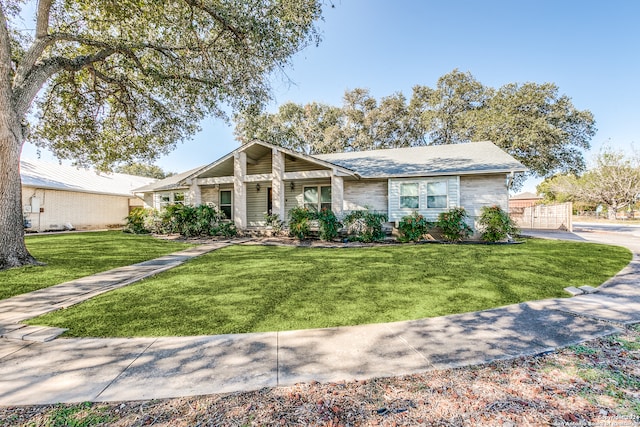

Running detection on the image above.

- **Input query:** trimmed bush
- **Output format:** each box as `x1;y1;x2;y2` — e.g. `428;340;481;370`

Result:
343;209;388;242
316;208;342;241
124;204;233;238
437;207;473;242
478;205;519;242
397;211;432;242
288;206;313;240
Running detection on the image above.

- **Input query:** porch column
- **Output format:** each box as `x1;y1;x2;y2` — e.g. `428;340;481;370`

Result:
272;148;286;220
188;180;201;206
331;174;344;217
233;151;247;228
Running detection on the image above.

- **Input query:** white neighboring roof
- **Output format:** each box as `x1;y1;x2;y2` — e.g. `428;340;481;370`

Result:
20;158;156;197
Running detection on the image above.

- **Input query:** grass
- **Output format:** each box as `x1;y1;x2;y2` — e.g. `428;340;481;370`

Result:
0;231;193;300
29;238;632;337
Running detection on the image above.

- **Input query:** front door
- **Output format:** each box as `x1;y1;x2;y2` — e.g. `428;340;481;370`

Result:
267;187;273;215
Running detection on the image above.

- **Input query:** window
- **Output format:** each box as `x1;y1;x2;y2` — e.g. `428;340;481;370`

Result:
173;192;185;205
219;190;232;220
159;193;171;207
303;185;331;212
400;183;419;209
427;182;448;208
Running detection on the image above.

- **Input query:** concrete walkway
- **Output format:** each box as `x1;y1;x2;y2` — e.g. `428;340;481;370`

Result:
0;230;639;405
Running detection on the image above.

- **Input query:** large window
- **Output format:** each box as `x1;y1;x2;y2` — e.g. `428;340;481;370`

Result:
159;192;185;207
219;190;232;220
173;192;185;205
303;185;331;212
400;183;419;209
427;182;448;208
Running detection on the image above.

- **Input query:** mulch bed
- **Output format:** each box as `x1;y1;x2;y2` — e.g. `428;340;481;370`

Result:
3;326;639;426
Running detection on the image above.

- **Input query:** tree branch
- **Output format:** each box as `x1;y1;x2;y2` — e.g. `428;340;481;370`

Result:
13;0;54;91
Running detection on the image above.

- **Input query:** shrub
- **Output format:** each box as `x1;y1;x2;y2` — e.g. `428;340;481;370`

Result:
478;205;519;242
437;207;473;242
316;208;342;241
288;206;314;240
124;207;150;234
343;209;388;242
216;222;238;238
264;213;284;234
397;211;432;242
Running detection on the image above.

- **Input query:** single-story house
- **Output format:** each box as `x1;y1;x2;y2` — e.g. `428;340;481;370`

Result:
509;191;543;210
21;158;156;232
135;140;527;236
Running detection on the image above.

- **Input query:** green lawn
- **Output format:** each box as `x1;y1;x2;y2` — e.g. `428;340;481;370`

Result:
29;239;632;337
0;231;193;300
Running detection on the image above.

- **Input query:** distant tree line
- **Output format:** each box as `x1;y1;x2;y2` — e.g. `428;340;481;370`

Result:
234;69;597;188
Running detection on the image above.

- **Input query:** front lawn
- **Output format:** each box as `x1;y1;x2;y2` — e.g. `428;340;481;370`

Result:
30;239;632;337
0;231;193;300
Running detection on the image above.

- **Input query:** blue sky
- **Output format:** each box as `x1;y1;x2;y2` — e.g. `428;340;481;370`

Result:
22;0;640;192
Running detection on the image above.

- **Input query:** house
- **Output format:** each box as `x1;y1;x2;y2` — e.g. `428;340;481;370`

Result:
135;140;527;234
508;191;543;210
21;159;156;232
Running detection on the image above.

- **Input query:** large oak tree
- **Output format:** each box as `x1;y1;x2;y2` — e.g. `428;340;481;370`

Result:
0;0;322;270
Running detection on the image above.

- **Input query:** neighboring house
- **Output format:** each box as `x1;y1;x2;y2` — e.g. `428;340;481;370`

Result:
134;140;527;235
509;191;543;210
21;159;156;232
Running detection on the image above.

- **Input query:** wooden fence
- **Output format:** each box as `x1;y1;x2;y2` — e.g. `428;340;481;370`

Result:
510;202;573;232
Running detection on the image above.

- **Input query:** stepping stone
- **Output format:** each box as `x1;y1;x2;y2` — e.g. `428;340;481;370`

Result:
3;325;46;340
579;285;599;294
22;327;68;342
564;286;584;296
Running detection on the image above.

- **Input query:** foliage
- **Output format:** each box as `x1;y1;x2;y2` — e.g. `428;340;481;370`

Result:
343;209;388;242
540;147;640;219
28;240;631;337
436;208;473;242
264;213;284;234
125;204;232;238
288;206;314;240
114;163;174;179
0;232;192;300
316;208;342;241
123;208;149;234
397;211;433;242
478;206;519;242
0;0;324;269
45;402;113;427
234;69;596;185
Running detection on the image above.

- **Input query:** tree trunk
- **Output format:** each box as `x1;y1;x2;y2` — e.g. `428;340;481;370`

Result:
0;110;39;270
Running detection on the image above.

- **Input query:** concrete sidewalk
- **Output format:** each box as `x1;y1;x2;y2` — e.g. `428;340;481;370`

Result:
0;231;639;405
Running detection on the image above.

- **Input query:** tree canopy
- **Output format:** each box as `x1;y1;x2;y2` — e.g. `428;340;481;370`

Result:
234;69;597;181
538;147;640;218
0;0;323;269
114;163;174;179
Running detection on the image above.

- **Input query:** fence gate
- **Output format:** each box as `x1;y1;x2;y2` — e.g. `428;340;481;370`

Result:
510;202;573;232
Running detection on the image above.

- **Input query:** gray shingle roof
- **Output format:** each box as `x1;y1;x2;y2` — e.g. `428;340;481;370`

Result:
314;141;526;178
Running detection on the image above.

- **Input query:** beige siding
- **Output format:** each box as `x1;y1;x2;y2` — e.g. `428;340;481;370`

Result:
285;157;326;173
460;174;508;233
247;181;270;226
22;186;131;231
246;154;272;175
343;180;387;213
388;176;459;222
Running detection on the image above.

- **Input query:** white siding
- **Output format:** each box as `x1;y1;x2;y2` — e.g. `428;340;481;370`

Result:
22;186;131;231
343;180;387;213
247;181;270;226
388;176;459;222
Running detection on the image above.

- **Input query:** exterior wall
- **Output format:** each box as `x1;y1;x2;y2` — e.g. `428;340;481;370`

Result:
246;181;271;226
284;179;331;222
343;179;388;213
388;176;460;222
22;186;132;231
459;174;508;232
201;186;219;205
285;157;322;172
247;155;272;175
